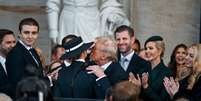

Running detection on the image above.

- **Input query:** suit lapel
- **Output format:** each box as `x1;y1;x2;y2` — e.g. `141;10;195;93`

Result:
59;64;71;96
104;62;115;80
104;63;112;76
118;51;139;73
59;62;84;97
0;63;7;77
30;48;43;68
126;53;136;73
16;42;42;69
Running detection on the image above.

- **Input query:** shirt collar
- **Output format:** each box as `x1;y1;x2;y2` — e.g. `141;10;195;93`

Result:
120;50;134;62
75;59;85;62
100;61;112;71
0;55;6;65
64;60;71;67
19;40;32;50
0;55;7;74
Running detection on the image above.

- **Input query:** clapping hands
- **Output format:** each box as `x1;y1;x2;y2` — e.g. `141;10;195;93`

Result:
129;73;141;87
163;77;180;98
129;72;149;89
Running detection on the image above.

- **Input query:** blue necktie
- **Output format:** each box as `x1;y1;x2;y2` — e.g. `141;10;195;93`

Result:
121;58;128;71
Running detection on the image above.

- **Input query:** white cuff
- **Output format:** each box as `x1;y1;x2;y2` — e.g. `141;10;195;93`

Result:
96;75;107;81
47;75;53;87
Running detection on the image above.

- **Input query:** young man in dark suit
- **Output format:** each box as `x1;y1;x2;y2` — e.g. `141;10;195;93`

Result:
114;25;151;76
0;29;16;95
6;18;51;98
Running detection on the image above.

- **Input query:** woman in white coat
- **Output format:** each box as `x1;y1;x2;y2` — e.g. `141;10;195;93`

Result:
46;0;129;44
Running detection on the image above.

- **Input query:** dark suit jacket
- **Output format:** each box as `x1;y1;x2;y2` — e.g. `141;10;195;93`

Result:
188;76;201;101
174;76;201;101
142;60;172;101
0;63;11;94
96;62;128;97
5;42;45;97
54;61;103;99
54;61;127;99
98;62;128;85
118;53;151;76
127;53;151;75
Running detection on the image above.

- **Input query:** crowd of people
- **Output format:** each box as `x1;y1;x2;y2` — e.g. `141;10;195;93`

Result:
0;17;200;101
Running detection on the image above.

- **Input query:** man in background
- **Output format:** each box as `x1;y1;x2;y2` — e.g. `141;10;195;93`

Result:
0;29;16;95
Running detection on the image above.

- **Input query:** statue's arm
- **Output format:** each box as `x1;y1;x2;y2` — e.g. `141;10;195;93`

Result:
100;0;130;35
46;0;61;43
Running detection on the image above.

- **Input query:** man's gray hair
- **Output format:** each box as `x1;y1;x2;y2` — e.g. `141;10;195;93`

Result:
95;35;117;62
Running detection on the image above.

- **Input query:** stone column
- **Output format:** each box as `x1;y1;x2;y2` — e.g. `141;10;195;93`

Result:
119;0;131;19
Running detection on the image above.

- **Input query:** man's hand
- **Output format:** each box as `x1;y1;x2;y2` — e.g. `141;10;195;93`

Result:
86;65;106;78
129;72;141;87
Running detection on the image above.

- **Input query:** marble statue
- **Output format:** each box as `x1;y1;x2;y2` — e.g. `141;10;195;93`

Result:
46;0;129;44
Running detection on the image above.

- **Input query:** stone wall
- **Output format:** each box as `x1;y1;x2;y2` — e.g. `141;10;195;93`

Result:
0;0;51;63
0;0;200;64
131;0;200;64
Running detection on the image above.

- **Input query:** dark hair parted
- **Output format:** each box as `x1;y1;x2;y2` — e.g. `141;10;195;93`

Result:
19;18;39;32
114;25;134;38
0;29;14;43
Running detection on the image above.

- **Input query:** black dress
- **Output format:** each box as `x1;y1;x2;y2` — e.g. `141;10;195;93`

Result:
174;76;201;101
142;60;172;101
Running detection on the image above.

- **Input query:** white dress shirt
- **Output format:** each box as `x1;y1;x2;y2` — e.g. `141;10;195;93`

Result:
0;55;7;74
64;60;71;67
64;59;85;68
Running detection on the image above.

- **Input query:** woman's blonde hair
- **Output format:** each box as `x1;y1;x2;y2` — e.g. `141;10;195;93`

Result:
155;41;165;58
187;44;201;89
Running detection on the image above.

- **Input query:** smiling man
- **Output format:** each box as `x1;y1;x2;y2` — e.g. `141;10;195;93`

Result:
5;18;47;98
114;25;151;76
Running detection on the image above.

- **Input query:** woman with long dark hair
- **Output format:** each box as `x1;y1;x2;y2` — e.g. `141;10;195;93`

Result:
168;44;188;80
164;44;201;101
